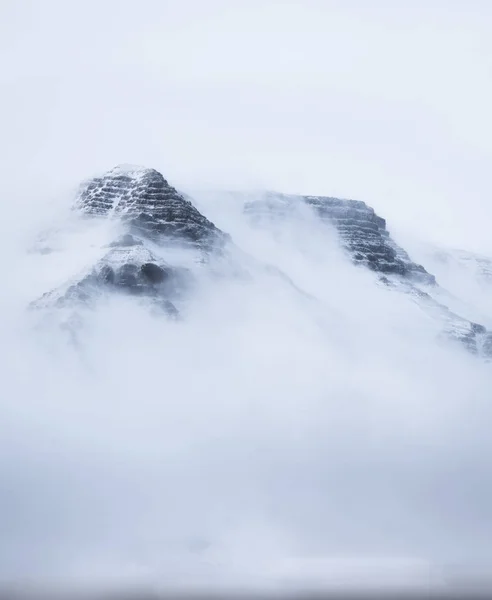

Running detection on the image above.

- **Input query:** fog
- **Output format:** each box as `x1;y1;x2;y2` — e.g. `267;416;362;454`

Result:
1;182;491;590
1;0;492;593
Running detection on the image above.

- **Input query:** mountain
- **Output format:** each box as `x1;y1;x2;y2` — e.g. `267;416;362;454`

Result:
31;164;492;359
242;190;492;358
32;165;232;321
244;191;435;283
75;164;228;249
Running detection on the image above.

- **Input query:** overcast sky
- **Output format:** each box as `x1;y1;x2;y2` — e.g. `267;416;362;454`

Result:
1;0;491;252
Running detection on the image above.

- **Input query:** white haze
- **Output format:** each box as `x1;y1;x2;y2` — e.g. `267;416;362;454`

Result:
0;182;491;592
1;0;492;592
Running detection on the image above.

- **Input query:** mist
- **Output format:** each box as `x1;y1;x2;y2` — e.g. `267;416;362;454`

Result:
1;0;492;593
0;180;491;591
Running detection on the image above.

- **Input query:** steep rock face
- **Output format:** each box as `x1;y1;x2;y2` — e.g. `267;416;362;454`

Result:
243;191;492;359
76;164;229;250
35;236;189;317
305;195;435;284
244;191;435;284
33;165;229;317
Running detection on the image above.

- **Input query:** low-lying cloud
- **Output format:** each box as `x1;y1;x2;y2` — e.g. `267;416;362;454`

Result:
0;181;491;592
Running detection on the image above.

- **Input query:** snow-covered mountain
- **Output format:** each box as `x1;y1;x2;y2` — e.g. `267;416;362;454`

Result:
242;190;492;358
6;164;492;590
31;165;492;360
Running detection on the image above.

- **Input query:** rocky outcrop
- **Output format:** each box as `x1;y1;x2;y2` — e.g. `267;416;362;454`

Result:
33;165;229;317
244;191;435;284
35;238;189;317
76;164;229;250
243;190;492;359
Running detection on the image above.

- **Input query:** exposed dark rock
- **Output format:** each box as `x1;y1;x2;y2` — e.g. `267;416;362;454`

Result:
103;261;173;294
76;164;229;250
140;262;169;284
483;334;492;359
244;191;435;284
99;265;115;284
243;190;492;359
116;263;139;290
33;164;229;318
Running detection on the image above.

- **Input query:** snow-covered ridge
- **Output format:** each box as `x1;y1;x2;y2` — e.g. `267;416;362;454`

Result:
31;165;492;359
241;189;492;357
75;164;228;250
244;190;434;284
106;163;153;179
33;165;232;320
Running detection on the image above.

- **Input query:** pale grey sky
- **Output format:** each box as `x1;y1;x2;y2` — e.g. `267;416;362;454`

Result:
1;0;491;251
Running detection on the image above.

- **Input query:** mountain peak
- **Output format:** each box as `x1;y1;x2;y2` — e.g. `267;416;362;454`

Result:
244;190;435;285
108;162;155;173
33;165;230;320
76;165;227;249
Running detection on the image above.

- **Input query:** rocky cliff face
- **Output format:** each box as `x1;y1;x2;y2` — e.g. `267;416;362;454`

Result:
33;165;229;318
76;164;229;249
244;191;435;284
243;190;492;359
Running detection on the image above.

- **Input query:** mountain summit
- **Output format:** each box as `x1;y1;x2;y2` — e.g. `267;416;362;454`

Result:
76;164;228;249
